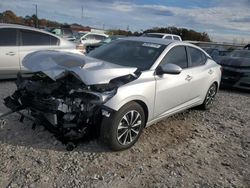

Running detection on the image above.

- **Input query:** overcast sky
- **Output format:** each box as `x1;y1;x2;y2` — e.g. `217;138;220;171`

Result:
1;0;250;43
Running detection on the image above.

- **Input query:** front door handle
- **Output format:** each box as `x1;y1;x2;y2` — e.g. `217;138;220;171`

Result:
6;52;16;56
185;75;193;81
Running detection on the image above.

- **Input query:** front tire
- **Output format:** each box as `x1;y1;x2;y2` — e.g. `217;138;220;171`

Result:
100;102;145;151
200;83;217;110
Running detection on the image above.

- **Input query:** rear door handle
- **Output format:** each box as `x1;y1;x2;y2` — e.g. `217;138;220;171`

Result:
6;52;16;56
185;75;193;81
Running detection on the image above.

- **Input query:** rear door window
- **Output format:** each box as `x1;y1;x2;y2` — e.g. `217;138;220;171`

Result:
161;46;188;69
21;30;59;46
85;34;95;40
94;35;106;41
188;47;207;67
0;28;17;46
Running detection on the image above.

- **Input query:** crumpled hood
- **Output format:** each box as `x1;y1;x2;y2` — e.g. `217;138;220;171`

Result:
22;50;137;85
218;57;250;68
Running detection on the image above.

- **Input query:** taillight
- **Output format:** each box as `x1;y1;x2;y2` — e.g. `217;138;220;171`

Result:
220;66;223;74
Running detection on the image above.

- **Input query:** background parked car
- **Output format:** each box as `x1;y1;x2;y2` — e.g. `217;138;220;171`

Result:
244;44;250;50
85;35;125;53
0;24;82;79
142;33;182;41
50;26;75;41
79;33;108;45
73;31;89;42
202;47;229;62
218;50;250;90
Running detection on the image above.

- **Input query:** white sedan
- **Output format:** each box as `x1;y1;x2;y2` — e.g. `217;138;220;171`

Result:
0;23;82;79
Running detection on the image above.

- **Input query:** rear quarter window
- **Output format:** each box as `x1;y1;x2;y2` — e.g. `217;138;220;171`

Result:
189;47;207;67
173;36;181;41
165;36;172;40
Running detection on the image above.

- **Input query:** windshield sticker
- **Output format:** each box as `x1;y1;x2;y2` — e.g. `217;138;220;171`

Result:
142;43;161;48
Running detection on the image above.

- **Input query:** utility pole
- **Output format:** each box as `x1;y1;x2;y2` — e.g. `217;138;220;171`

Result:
33;4;38;28
127;25;130;31
81;6;83;20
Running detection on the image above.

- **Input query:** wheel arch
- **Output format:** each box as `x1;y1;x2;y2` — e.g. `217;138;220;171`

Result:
133;100;149;126
214;81;219;89
212;81;219;92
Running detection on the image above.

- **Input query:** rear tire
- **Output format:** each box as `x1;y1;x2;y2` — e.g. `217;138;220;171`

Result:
200;83;217;110
100;102;145;151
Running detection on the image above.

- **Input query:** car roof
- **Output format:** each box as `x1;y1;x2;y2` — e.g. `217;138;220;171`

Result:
86;32;107;36
0;23;60;38
120;37;211;57
147;33;181;37
120;36;176;46
147;33;165;36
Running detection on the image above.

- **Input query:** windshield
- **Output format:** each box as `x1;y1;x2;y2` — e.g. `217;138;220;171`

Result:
230;50;250;58
88;40;166;71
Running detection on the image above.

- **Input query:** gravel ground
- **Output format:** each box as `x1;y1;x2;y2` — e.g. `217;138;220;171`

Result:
0;81;249;188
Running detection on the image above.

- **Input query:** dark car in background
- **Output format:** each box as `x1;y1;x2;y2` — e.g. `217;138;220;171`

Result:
218;50;250;90
244;44;250;50
85;35;125;53
202;47;230;62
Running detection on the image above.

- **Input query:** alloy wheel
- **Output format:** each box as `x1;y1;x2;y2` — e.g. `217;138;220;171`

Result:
205;84;217;106
117;110;142;145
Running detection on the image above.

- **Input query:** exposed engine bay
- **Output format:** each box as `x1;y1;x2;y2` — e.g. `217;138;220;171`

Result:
2;72;137;150
1;51;139;150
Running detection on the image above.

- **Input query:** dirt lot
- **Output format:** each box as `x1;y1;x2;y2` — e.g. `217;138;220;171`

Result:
0;81;249;188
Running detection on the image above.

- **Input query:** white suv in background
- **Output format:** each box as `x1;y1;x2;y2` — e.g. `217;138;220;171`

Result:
0;24;82;79
143;33;182;41
80;33;108;45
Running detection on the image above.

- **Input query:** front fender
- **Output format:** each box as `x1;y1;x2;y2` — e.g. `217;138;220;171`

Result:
103;75;156;122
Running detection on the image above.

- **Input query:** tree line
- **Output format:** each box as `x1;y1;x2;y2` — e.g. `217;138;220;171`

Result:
0;10;211;41
0;10;61;28
108;27;211;42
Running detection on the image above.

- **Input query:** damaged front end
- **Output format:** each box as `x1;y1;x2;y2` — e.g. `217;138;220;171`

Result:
1;51;139;150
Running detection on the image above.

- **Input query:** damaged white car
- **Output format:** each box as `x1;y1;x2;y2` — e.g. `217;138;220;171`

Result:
1;37;221;151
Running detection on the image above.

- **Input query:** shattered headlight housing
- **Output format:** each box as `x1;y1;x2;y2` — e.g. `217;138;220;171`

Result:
69;84;117;104
89;83;117;103
94;89;117;103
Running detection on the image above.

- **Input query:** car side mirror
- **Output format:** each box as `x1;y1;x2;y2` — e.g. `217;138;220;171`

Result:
156;63;182;75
